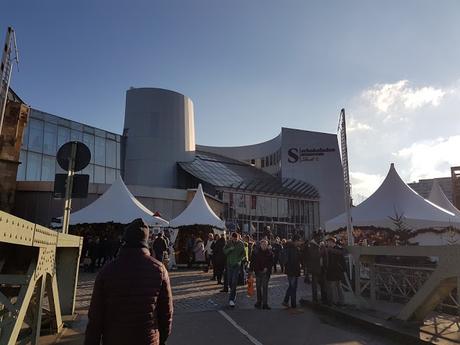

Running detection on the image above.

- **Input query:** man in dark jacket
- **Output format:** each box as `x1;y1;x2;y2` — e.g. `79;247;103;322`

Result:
306;232;328;303
282;235;302;308
152;232;168;262
325;236;346;306
271;237;282;273
249;239;274;309
85;218;173;345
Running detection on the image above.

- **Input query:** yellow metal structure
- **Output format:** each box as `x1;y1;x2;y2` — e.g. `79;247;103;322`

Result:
0;211;82;345
348;245;460;321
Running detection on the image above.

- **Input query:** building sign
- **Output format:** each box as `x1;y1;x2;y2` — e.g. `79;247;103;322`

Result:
287;147;336;163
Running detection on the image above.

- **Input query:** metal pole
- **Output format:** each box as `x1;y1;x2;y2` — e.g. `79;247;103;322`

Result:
62;142;77;234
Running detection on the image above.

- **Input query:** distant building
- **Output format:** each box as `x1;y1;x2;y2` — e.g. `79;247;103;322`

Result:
11;87;345;237
408;177;453;202
452;166;460;209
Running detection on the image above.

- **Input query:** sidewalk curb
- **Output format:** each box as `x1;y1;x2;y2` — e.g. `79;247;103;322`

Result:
299;299;431;345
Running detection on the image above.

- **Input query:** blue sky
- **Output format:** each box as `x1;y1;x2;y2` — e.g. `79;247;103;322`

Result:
2;1;460;199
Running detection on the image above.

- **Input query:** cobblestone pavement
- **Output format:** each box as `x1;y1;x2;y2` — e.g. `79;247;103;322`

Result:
76;268;308;314
42;268;405;345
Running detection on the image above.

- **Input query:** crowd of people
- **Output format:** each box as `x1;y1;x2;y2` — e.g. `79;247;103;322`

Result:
83;219;350;345
193;229;348;309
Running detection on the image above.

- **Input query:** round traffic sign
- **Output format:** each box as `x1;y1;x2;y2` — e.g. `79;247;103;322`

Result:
57;141;91;172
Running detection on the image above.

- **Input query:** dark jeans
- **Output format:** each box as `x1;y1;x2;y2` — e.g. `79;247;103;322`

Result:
284;276;298;307
311;273;327;303
256;272;270;305
227;265;240;302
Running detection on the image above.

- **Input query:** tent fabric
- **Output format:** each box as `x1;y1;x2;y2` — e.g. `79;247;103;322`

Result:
69;177;169;226
427;180;460;216
325;164;460;232
169;184;225;229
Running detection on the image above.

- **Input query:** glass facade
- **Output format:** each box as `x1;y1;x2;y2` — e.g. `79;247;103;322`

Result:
222;190;320;239
18;109;121;184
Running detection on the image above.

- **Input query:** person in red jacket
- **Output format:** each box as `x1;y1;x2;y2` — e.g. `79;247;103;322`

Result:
84;218;173;345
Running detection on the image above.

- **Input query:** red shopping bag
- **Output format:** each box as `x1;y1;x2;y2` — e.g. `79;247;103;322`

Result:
247;273;254;297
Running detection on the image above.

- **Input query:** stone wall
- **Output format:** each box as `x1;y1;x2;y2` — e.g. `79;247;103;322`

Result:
0;101;29;212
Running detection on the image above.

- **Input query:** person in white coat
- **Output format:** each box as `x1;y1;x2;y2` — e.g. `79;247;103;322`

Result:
204;233;215;273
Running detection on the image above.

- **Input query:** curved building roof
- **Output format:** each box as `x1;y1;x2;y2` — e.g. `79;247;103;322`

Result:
178;150;319;199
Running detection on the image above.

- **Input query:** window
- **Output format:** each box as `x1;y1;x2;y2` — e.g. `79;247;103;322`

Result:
17;150;27;180
270;154;273;166
261;158;265;168
28;118;44;153
82;133;95;164
57;126;70;150
81;164;94;183
43;122;57;155
41;155;55;181
94;165;105;183
116;142;121;169
21;124;29;149
26;152;42;180
265;156;269;167
70;129;83;142
94;136;106;165
251;195;257;210
106;140;117;168
106;168;116;184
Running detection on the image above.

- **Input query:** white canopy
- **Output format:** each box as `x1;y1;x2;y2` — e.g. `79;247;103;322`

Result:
427;180;460;216
69;177;169;227
169;184;225;229
325;164;460;232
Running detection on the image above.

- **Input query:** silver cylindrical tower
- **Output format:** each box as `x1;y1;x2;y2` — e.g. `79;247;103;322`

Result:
123;88;195;188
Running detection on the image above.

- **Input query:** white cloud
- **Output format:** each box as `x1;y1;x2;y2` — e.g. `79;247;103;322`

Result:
347;117;372;132
362;80;447;114
350;171;384;203
346;79;460;200
396;135;460;182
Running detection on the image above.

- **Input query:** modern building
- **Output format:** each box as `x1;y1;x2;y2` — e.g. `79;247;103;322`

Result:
11;87;345;237
408;177;454;202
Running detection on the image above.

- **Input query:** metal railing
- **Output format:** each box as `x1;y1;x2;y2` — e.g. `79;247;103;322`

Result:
348;245;460;321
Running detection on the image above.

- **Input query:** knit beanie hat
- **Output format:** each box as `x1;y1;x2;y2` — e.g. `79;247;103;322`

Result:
123;218;150;248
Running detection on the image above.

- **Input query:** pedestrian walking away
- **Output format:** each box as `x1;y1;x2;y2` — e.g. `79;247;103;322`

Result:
84;218;173;345
306;231;328;304
152;232;168;262
223;232;246;307
250;239;274;310
325;236;346;306
282;235;302;309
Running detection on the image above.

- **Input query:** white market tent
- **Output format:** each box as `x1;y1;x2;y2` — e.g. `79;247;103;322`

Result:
427;180;460;216
325;164;460;232
169;184;225;230
69;177;169;227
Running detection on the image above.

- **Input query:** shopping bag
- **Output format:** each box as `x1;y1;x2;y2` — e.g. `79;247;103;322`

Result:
247;273;254;297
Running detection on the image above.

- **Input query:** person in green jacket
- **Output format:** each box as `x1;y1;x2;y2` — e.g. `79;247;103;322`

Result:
223;232;246;307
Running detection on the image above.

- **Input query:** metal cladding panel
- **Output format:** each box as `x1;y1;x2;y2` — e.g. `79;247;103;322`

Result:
57;233;83;248
123;88;196;188
33;224;58;247
280;128;345;225
0;211;34;246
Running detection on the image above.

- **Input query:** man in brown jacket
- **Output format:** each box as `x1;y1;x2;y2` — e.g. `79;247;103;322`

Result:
84;218;173;345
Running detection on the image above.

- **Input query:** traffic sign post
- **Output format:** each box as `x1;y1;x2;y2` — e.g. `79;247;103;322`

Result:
62;142;77;234
56;141;91;234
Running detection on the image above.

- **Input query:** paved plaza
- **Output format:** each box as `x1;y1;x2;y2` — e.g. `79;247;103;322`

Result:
39;269;406;345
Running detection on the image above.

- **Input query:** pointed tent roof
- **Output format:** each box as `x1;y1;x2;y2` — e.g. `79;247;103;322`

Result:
325;164;460;232
169;184;225;229
428;180;460;216
69;177;169;226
